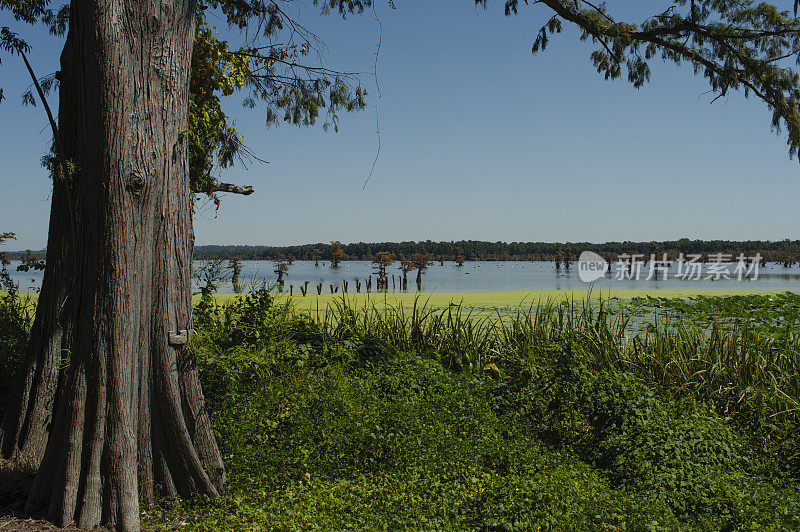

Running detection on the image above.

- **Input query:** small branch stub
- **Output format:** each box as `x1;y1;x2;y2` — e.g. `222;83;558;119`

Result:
168;329;196;346
210;182;254;195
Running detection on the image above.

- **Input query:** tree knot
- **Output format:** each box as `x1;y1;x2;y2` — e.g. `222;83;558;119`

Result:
126;172;145;195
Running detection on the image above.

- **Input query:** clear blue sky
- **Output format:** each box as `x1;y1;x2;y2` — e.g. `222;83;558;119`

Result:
1;1;799;250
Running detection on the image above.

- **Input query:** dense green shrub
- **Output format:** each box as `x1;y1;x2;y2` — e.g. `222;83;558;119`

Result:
597;404;743;517
181;341;685;531
584;371;657;439
0;294;31;415
195;286;281;348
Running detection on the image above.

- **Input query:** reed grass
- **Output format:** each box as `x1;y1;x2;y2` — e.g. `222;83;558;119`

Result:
294;293;800;434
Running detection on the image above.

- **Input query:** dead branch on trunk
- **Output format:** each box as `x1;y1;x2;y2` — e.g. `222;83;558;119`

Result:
209;182;255;195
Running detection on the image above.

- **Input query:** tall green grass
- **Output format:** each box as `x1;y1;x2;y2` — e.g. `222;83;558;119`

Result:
301;294;800;438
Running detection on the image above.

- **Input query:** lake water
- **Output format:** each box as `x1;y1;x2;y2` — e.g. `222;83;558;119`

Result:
8;260;800;293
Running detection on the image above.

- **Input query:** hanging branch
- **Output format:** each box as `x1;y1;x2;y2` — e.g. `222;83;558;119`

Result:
15;45;61;158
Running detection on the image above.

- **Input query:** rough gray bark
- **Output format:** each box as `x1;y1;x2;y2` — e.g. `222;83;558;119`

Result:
1;1;225;529
0;178;72;466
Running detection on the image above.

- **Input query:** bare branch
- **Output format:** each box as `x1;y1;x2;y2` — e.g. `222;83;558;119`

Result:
209;182;255;195
18;48;60;156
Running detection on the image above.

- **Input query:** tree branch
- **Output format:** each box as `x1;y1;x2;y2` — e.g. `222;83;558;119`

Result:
535;0;791;114
19;48;60;156
209;182;255;195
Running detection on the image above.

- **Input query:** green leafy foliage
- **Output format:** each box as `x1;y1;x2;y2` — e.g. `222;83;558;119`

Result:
0;294;30;415
629;292;800;336
138;292;800;529
599;405;744;518
483;0;800;161
582;371;740;517
0;232;33;416
186;3;367;203
585;370;657;439
188;19;251;197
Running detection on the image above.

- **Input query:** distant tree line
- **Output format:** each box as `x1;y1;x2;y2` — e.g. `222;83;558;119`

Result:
8;239;799;265
188;239;800;264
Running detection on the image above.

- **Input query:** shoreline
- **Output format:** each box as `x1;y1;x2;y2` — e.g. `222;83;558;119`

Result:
6;288;795;309
212;287;793;309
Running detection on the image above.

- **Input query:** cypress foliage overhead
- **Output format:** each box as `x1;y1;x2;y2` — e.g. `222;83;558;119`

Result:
482;0;800;159
1;0;368;202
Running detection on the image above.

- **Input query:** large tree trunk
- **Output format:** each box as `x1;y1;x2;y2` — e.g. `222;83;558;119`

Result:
0;1;225;529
